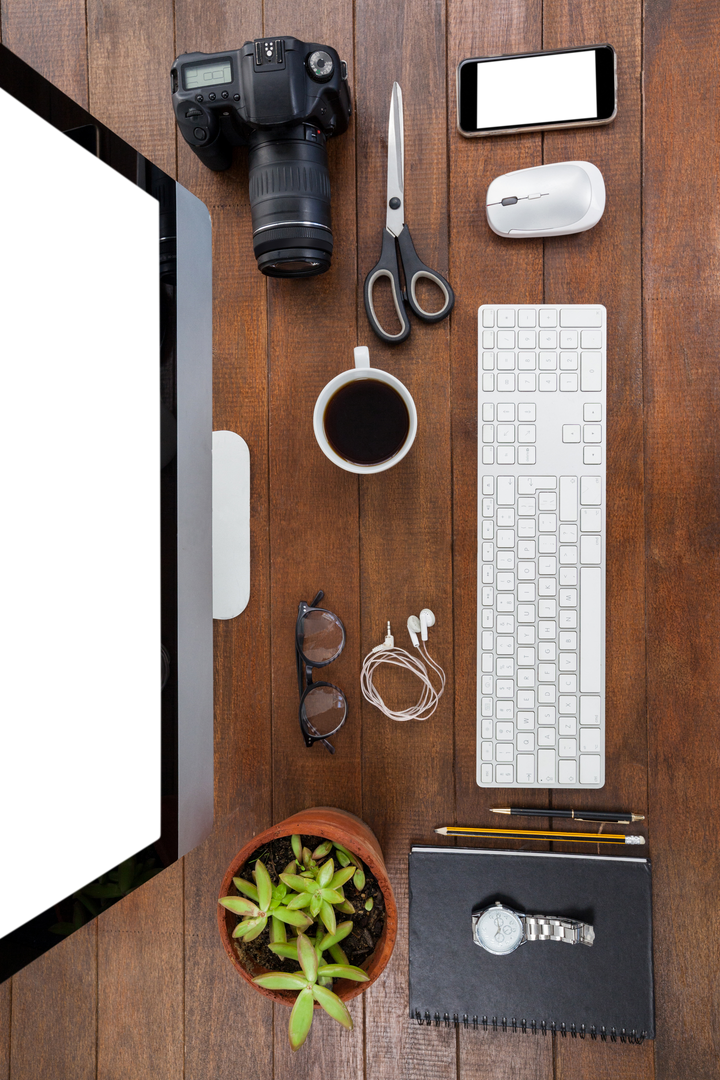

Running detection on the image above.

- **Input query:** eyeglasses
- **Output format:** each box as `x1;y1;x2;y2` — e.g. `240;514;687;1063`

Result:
296;591;347;753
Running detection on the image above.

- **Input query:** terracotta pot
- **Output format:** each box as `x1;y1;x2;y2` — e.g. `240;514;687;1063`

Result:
218;807;397;1006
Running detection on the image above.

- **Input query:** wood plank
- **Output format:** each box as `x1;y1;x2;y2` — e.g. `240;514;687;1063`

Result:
644;0;720;1077
0;979;10;1080
0;0;88;107
10;921;96;1080
185;809;274;1080
447;0;551;1075
543;0;649;827
261;5;363;1077
264;4;362;818
355;0;456;1077
97;862;184;1080
87;0;175;173
173;3;274;1072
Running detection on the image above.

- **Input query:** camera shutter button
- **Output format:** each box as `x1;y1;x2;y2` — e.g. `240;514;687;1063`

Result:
193;127;208;141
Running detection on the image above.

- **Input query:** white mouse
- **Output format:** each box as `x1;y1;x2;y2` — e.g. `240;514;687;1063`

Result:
486;161;605;238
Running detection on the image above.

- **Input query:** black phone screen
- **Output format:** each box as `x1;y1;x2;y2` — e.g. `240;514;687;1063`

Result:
458;45;616;136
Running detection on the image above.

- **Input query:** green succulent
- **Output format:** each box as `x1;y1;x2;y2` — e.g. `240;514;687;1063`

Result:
253;931;369;1051
219;859;313;941
219;834;376;1052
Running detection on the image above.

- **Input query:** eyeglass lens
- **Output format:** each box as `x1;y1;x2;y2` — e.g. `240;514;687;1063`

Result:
300;608;344;664
301;684;346;737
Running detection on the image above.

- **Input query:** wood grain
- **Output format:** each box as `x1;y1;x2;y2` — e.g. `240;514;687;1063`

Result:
9;921;96;1080
97;864;184;1080
3;0;719;1076
644;0;720;1076
356;1;456;1078
0;0;88;106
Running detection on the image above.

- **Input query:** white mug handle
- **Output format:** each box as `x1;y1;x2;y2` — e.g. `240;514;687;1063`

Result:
354;346;370;369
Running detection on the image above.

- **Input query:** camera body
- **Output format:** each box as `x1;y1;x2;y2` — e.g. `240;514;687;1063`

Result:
171;38;352;277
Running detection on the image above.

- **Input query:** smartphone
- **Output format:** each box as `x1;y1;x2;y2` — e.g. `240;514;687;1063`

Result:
457;44;616;138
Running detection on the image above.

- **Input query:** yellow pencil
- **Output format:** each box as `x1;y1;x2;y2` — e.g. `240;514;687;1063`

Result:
435;826;645;846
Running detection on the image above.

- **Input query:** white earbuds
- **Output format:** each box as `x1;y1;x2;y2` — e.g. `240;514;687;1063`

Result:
419;608;435;641
407;614;422;648
363;610;446;722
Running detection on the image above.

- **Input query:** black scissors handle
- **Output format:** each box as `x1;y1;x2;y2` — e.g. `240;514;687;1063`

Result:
363;226;455;344
364;227;412;344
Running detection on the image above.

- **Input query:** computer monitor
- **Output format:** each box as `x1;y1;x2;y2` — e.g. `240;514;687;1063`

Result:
0;43;213;980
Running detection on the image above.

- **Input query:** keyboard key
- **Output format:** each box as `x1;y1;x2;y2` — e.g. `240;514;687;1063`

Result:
481;763;493;783
539;374;557;391
581;508;602;532
516;754;535;784
482;373;494;391
560;352;578;370
497;476;515;504
581;352;603;391
560;373;578;391
583;446;602;464
537;685;556;703
497;424;515;443
482;424;494;443
481;698;493;716
517;447;536;464
497;374;515;392
539;308;557;327
580;535;602;564
496;700;513;717
559;674;576;693
517;498;536;515
581;329;602;348
584;424;602;443
538;727;556;746
559;695;576;714
559;545;577;564
518;330;536;348
580;697;602;725
497;351;515;370
481;741;493;760
497;308;515;327
559;476;579;521
482;330;494;348
580;476;602;505
560;330;578;348
539;330;557;348
518;374;536;391
539;352;557;370
517;711;535;729
497;447;515;464
497;404;515;421
496;721;514;740
517;690;535;709
558;738;576;757
517;425;536;443
559;589;577;606
560;307;603;327
482;403;494;421
497;330;515;348
537;749;556;783
517;604;536;623
559;610;577;628
496;744;514;762
481;308;495;327
482;352;494;370
518;404;536;421
482;476;494;495
558;760;577;784
584;403;602;421
496;764;514;784
497;507;514;526
560;567;577;585
562;425;581;442
559;715;577;735
518;353;536;370
579;755;602;784
580;569;602;692
518;308;536;327
580;728;601;753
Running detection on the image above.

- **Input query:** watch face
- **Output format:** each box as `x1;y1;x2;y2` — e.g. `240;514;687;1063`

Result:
473;904;524;955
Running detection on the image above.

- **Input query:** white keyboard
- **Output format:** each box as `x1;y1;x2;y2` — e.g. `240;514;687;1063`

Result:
476;305;606;789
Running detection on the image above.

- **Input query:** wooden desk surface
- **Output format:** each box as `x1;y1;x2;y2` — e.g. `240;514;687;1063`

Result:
1;1;718;1077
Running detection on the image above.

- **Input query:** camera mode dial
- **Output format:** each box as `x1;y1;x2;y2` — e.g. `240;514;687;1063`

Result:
307;50;334;82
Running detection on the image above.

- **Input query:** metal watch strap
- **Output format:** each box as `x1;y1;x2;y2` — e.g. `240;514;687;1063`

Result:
522;915;595;946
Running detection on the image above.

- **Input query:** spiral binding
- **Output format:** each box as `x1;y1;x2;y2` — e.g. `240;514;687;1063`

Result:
411;1011;646;1044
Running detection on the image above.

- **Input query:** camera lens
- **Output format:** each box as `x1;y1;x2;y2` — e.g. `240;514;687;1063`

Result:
249;128;333;278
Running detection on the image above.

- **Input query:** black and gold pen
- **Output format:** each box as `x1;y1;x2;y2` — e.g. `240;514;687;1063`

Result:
491;807;645;825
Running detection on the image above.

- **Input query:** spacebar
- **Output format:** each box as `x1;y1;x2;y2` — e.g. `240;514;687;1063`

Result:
580;567;602;693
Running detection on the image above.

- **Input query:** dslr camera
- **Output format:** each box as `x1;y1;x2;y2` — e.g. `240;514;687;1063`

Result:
171;38;351;277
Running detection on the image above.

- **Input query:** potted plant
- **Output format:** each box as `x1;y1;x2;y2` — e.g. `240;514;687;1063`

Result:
217;807;397;1050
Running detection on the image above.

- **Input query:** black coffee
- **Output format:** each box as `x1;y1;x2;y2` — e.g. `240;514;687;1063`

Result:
323;379;410;466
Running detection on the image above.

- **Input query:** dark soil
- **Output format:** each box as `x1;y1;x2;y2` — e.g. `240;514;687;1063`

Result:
225;834;386;977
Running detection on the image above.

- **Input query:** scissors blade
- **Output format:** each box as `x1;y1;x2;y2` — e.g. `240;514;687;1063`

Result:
385;82;405;237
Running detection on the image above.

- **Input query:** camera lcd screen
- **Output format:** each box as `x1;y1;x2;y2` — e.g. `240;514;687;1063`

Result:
458;46;616;135
183;59;232;91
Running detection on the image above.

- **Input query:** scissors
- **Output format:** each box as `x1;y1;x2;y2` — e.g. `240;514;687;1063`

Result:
363;82;455;344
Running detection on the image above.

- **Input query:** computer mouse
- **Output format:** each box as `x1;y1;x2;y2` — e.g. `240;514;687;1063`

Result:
486;161;605;238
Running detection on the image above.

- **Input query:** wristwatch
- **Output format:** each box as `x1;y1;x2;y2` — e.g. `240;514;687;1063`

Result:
472;901;595;955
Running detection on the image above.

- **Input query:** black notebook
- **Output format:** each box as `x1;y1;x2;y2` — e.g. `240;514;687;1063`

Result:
409;846;654;1042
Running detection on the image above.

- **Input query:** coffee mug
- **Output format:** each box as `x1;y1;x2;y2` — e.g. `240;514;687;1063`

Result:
313;347;418;474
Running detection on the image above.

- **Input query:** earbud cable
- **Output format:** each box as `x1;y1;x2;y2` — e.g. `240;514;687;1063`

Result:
361;632;445;722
